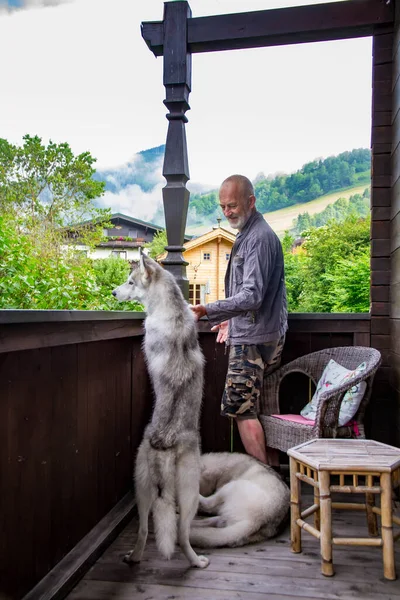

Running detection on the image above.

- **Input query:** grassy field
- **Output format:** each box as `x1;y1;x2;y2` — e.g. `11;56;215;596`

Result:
186;183;370;237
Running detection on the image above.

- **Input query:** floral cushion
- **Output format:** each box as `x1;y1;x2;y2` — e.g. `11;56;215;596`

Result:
300;359;367;426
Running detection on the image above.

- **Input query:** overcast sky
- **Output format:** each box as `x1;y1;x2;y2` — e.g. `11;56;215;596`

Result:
1;0;372;189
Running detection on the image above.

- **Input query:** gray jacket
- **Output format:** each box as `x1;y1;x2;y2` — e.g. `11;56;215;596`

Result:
205;211;288;345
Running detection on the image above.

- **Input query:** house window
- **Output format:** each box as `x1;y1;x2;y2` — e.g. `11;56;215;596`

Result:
112;250;127;259
74;249;88;258
189;284;206;305
128;229;138;238
226;253;230;260
203;252;211;261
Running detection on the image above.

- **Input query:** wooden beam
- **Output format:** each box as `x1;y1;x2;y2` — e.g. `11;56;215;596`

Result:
142;0;394;57
22;492;136;600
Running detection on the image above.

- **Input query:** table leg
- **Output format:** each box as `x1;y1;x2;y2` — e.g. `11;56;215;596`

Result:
365;492;378;536
290;457;301;553
319;470;334;577
381;472;396;580
314;481;320;531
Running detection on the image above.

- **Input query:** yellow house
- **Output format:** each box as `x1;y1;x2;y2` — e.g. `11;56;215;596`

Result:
183;225;236;305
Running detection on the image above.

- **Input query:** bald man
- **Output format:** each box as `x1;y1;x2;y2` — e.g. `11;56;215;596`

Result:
191;174;288;465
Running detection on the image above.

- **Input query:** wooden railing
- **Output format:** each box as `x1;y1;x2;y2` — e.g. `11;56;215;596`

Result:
0;310;376;598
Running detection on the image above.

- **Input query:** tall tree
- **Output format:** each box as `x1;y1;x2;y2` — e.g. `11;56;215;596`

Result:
0;134;109;246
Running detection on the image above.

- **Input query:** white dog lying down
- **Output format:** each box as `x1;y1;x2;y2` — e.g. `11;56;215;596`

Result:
190;452;290;548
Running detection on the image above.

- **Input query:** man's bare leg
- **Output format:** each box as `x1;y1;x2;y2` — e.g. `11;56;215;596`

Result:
236;417;268;464
236;417;280;467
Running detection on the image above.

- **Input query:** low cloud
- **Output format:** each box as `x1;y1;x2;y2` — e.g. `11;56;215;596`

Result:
98;183;165;226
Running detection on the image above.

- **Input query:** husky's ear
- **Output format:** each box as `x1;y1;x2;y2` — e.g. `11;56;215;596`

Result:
139;250;156;281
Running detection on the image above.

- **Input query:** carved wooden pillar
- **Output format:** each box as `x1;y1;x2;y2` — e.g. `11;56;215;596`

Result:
161;1;192;299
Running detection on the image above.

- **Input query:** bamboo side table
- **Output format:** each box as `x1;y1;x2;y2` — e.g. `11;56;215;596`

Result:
287;438;400;580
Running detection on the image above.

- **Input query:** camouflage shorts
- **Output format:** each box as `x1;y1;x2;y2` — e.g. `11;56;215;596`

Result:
221;335;285;420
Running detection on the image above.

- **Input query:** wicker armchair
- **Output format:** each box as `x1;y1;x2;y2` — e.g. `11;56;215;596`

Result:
259;346;382;453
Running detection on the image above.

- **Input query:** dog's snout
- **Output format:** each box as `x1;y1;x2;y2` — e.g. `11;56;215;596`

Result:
112;290;117;297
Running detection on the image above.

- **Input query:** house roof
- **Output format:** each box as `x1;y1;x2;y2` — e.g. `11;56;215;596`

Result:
157;226;235;260
108;213;163;232
108;214;192;241
184;226;236;251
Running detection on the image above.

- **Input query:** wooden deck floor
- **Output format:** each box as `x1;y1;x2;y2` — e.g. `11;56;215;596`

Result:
67;490;400;600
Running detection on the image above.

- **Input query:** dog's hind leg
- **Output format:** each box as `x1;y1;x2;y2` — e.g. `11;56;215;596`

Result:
191;516;226;528
176;453;209;569
199;492;224;514
124;487;154;564
124;445;155;565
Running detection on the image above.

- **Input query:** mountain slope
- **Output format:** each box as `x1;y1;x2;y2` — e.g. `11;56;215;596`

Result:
186;183;370;237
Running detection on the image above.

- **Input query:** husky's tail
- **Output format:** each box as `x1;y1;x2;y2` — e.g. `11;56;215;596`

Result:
190;520;263;548
151;453;177;559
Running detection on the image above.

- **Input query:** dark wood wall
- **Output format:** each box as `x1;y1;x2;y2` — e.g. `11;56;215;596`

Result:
0;313;374;599
0;321;152;600
391;3;400;447
371;25;399;446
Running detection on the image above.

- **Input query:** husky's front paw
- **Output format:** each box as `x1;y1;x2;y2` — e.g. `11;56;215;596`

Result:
123;550;141;565
192;555;210;569
149;430;176;450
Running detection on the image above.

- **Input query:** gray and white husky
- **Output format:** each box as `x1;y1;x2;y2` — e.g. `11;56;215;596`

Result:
112;252;209;569
190;452;290;548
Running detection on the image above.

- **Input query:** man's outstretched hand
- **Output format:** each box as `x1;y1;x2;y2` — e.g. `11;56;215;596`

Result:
191;304;207;321
211;320;229;343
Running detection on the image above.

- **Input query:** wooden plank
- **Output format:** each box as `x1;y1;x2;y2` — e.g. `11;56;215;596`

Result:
372;174;391;186
370;187;391;207
390;346;400;392
114;340;134;500
372;88;392;113
286;319;370;333
391;281;400;318
373;142;392;154
391;211;400;254
370;334;391;348
23;493;136;600
371;238;390;256
391;134;400;183
199;332;230;453
391;319;400;353
0;320;144;354
373;110;392;126
371;257;390;271
0;348;54;598
373;365;392;383
373;31;393;65
391;103;400;153
372;153;391;177
80;561;400;600
353;332;371;346
371;125;391;144
373;61;392;83
371;301;390;316
371;220;391;239
142;0;394;56
371;206;391;220
392;246;400;286
370;271;390;285
390;173;400;219
130;339;152;460
370;316;390;334
371;285;390;302
50;344;79;567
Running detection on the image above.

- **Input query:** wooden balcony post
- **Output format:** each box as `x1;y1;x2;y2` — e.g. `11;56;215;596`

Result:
161;1;192;299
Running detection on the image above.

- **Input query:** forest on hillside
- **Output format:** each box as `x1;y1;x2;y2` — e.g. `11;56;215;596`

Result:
189;148;371;223
291;189;370;235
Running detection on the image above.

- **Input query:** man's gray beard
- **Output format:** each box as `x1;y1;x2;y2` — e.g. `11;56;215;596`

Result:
229;212;252;231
